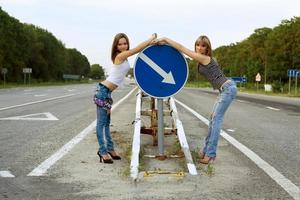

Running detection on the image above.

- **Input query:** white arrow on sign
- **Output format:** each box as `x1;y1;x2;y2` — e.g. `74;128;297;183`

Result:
0;112;59;121
138;52;176;84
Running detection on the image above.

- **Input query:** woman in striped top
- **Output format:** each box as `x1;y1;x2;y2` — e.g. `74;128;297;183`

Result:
156;36;237;164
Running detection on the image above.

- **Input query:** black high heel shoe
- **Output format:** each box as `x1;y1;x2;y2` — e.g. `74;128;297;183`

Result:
97;152;113;164
108;151;121;160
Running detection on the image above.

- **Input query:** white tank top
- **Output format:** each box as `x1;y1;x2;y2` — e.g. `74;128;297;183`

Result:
106;60;130;86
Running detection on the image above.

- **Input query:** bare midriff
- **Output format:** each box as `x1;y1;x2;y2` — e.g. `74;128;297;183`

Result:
101;80;118;91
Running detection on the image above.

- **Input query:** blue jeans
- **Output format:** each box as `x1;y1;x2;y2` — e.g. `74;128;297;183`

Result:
203;80;237;158
95;83;114;155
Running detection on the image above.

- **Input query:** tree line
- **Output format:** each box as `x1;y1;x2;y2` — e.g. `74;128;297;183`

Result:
175;16;300;91
213;16;300;85
0;7;93;82
1;6;299;86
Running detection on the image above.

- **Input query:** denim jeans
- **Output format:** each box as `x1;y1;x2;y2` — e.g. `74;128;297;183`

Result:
95;83;114;155
203;80;237;158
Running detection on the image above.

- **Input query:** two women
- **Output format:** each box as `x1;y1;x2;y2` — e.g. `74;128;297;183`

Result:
95;33;236;165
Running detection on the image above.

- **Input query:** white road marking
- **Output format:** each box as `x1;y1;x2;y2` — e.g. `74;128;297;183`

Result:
226;129;235;132
0;170;15;177
34;94;47;97
0;93;76;111
237;100;246;103
175;99;300;200
266;106;280;111
138;52;175;84
0;112;58;121
27;87;138;176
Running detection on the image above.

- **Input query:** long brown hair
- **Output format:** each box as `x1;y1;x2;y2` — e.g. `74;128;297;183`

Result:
111;33;130;62
194;35;212;57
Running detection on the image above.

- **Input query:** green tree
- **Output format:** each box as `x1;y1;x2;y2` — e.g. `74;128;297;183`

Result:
0;7;91;82
247;27;272;83
65;48;90;77
90;64;104;79
213;18;300;85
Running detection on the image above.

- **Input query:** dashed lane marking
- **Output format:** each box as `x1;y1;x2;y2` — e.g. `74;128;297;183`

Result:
0;171;15;178
266;106;280;111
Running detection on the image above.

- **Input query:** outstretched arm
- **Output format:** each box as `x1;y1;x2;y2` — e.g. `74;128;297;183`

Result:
157;37;210;65
114;33;157;64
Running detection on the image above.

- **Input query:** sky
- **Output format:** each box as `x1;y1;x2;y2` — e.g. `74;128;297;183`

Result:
1;0;300;71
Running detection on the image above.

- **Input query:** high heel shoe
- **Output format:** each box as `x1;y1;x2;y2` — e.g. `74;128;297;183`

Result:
199;156;215;164
97;152;113;164
108;151;121;160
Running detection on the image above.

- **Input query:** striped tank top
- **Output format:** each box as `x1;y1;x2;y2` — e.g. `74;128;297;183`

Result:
198;58;228;90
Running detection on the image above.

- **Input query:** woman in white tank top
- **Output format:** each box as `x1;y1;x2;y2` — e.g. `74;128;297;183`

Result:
94;33;157;163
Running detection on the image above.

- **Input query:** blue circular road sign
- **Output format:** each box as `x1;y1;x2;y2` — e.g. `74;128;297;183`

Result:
134;45;188;98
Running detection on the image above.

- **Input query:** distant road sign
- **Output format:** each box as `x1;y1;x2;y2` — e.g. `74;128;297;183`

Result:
134;45;188;98
288;69;300;77
1;68;8;74
63;74;81;80
231;77;247;83
255;73;261;82
23;68;32;73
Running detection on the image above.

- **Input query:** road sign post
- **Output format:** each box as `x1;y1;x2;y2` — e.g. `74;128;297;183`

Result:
157;99;164;158
296;71;299;95
1;68;8;87
289;76;291;94
287;69;300;94
255;73;261;91
23;68;32;85
134;45;188;158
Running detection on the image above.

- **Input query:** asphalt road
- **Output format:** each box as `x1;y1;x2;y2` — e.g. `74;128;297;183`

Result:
0;83;299;199
0;83;134;199
175;87;300;188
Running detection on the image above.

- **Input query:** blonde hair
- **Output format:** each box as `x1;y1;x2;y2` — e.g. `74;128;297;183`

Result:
111;33;130;62
194;35;212;57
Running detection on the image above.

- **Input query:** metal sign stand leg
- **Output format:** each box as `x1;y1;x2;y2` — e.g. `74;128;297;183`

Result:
288;76;291;94
24;73;26;85
3;74;6;87
295;75;298;95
